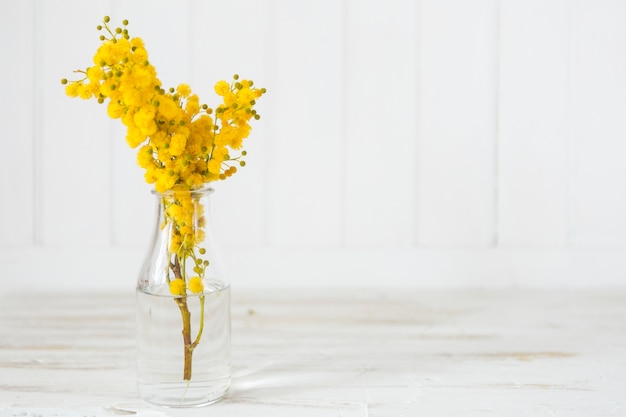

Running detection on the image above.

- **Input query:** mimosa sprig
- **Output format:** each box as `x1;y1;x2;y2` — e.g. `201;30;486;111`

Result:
62;16;265;381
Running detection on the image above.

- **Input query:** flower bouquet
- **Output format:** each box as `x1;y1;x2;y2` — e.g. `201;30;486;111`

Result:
62;16;265;406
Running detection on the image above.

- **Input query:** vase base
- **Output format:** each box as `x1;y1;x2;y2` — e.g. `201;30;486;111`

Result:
138;381;230;408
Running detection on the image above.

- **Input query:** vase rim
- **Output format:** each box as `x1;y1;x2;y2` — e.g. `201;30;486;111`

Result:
151;185;215;197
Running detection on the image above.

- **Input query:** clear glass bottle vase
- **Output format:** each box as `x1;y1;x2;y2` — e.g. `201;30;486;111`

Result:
136;186;231;407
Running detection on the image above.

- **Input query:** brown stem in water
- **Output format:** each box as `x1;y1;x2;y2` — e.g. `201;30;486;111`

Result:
171;254;194;381
175;296;194;381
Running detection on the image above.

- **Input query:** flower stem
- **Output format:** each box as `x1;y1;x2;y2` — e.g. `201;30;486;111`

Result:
171;254;207;382
174;296;194;381
193;296;205;347
171;254;194;381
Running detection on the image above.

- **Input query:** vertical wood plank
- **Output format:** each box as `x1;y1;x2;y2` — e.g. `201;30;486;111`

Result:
188;0;269;248
111;0;191;88
110;0;191;247
345;0;418;245
0;1;35;245
498;0;570;246
110;122;154;247
39;0;112;246
266;0;344;246
570;0;626;246
417;0;497;247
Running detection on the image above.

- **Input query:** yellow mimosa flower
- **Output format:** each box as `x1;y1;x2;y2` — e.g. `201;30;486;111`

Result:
169;278;186;296
188;277;204;294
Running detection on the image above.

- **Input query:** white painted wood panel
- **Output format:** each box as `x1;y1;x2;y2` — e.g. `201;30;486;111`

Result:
111;0;192;89
498;0;571;246
39;0;113;246
1;1;626;292
266;0;344;246
570;0;626;246
417;0;497;247
345;0;418;246
4;245;626;296
110;123;154;247
0;0;35;245
188;0;270;248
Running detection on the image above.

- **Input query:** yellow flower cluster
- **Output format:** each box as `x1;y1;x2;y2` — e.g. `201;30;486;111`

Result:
62;17;265;297
62;17;265;194
168;276;203;296
162;191;205;255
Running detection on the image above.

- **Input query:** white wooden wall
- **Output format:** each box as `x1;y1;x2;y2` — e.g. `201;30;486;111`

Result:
1;0;626;294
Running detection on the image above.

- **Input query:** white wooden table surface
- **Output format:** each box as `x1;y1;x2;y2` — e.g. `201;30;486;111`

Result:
1;289;625;417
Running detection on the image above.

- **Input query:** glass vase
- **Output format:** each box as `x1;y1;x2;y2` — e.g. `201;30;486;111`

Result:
136;186;231;407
